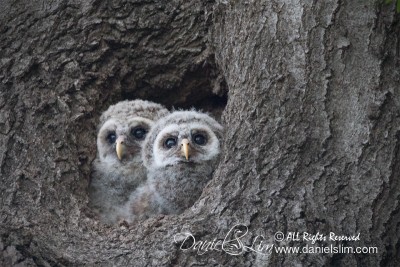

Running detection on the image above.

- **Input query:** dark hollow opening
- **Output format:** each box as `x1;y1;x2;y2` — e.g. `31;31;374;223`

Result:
84;54;228;223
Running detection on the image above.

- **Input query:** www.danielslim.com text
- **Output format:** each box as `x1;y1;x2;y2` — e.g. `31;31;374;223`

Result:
274;244;378;254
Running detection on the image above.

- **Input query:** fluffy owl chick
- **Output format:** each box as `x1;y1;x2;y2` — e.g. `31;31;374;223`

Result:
123;110;223;222
89;100;169;224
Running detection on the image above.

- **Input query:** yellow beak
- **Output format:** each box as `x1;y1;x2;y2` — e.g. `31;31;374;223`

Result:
181;138;190;160
116;136;126;161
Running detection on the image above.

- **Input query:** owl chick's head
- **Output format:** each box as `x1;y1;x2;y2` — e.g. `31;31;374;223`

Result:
142;110;223;168
97;100;169;165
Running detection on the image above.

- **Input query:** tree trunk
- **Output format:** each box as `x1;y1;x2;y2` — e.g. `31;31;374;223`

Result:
0;0;399;266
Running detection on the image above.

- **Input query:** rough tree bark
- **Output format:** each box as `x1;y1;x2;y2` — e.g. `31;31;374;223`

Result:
0;0;399;266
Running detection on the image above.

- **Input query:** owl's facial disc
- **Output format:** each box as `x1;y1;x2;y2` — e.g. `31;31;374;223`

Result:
153;123;220;167
98;117;154;164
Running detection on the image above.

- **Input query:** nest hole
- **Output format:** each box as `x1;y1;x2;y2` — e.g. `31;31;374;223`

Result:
82;56;228;224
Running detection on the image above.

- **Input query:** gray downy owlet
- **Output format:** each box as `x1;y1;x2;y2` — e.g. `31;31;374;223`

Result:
89;99;169;224
123;110;223;222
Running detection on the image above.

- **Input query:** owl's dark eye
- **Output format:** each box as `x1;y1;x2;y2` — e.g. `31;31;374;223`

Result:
164;137;177;149
131;127;147;140
193;133;207;145
106;132;116;144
